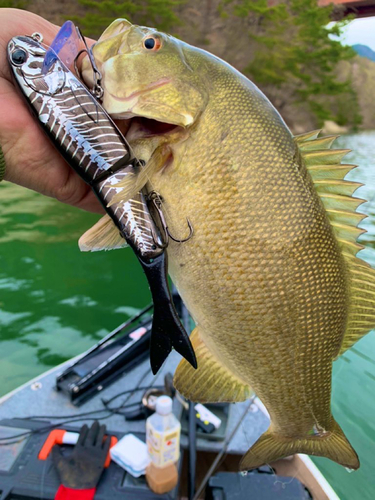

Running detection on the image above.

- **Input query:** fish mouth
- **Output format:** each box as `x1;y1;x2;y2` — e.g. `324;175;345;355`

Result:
106;81;186;141
112;114;183;142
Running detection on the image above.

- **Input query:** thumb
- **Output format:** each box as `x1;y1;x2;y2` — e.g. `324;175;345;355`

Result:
102;435;111;457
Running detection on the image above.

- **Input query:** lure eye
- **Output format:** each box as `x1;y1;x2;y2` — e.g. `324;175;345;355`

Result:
11;48;28;65
143;36;162;51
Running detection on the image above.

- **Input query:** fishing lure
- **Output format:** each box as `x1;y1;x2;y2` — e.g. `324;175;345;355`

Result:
7;29;197;375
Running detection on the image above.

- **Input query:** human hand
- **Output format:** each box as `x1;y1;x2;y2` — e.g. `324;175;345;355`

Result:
52;422;111;489
0;8;103;213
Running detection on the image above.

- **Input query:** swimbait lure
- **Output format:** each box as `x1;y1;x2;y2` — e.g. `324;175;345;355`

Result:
7;31;197;375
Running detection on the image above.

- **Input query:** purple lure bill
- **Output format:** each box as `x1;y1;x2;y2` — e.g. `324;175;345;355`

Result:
42;20;83;74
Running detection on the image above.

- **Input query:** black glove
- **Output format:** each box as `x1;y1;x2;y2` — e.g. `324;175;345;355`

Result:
52;422;111;489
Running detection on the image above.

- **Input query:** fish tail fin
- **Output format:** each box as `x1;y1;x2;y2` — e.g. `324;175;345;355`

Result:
150;297;197;375
240;419;359;471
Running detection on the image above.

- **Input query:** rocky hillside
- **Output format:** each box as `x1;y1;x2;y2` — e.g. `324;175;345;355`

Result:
23;0;375;133
349;56;375;130
353;44;375;63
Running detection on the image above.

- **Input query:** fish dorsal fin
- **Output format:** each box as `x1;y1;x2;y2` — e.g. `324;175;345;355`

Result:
79;214;128;252
296;131;375;355
295;132;366;256
294;129;321;143
298;135;338;151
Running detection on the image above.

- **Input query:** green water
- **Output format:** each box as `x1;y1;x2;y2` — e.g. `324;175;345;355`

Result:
0;131;375;499
0;182;149;392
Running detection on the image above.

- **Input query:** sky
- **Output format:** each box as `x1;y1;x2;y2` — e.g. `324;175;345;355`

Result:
339;17;375;51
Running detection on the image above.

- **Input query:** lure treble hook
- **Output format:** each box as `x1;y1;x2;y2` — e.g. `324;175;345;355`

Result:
147;191;194;248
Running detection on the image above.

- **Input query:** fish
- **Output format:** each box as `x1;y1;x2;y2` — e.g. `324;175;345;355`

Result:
7;32;197;375
77;18;375;471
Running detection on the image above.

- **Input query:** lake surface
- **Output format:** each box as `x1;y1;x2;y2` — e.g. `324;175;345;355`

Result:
0;131;374;499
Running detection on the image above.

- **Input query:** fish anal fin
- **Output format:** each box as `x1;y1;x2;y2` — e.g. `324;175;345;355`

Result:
79;214;127;252
173;327;251;403
240;419;359;471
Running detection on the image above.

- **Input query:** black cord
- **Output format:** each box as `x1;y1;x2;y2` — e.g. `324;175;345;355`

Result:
188;401;196;500
192;398;255;500
102;385;163;409
0;367;156;445
180;295;197;500
23;386;159;421
0;411;115;445
0;403;140;445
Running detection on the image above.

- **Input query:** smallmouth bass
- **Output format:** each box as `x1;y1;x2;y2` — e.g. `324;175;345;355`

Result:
81;19;375;470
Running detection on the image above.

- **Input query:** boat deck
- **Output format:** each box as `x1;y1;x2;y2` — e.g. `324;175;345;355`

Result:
0;353;339;499
0;353;269;455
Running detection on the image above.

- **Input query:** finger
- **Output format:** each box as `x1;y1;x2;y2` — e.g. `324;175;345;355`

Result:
96;424;107;448
87;421;100;446
102;435;111;456
77;424;89;447
51;445;63;465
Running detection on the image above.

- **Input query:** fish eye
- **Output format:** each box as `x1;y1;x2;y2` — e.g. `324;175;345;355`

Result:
143;36;162;51
11;48;28;65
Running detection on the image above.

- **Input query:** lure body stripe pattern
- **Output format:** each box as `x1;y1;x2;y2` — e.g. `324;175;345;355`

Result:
10;35;158;260
7;34;197;374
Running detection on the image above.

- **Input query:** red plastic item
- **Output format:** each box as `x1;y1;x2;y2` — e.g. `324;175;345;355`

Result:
38;429;117;468
55;485;96;500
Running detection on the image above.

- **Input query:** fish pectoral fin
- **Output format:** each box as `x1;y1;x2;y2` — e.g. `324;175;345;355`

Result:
106;171;140;208
108;147;171;208
79;214;128;252
173;327;252;403
240;419;359;471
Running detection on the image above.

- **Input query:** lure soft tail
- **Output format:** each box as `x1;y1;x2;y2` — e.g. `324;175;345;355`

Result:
140;254;197;375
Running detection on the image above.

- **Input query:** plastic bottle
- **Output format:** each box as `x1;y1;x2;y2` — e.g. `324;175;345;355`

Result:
145;395;181;494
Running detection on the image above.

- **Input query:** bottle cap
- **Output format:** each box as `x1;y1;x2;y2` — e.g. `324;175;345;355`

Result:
156;396;172;415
